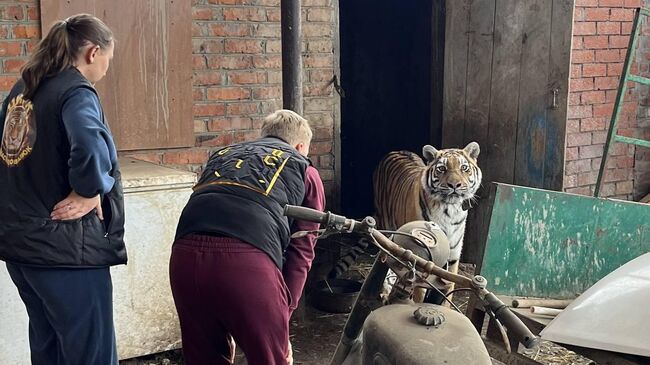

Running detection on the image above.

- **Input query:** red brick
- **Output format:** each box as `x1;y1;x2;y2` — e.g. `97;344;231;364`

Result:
308;40;333;53
304;54;333;68
193;55;207;70
599;0;624;5
624;0;642;7
258;0;281;5
574;22;597;36
192;23;204;37
567;132;593;147
207;118;232;132
310;141;332;155
605;62;623;77
227;102;259;115
193;71;223;86
129;153;162;165
303;0;331;5
1;6;24;20
565;159;593;174
3;58;25;73
199;133;235;148
162;150;209;165
593;103;614;117
570;77;594;92
610;8;634;21
307;8;332;22
572;50;595;63
578;171;599;185
265;40;282;53
565;186;592;196
564;174;578;188
580;117;607;131
12;25;39;39
566;147;580;161
568;105;593;118
209;23;251;37
195;120;207;133
595;76;620;90
223;8;266;22
254;24;280;38
233;130;260;143
193;88;206;101
26;6;38;21
224;39;264;54
576;0;599;5
207;87;251;101
193;103;226;117
582;63;606;76
252;86;281;100
580;144;604;159
0;42;22;57
574;7;585;21
584;8;609;21
305;83;333;97
595;49;622;62
621;22;633;35
193;39;224;54
608;35;629;48
267;70;282;84
0;75;18;91
567;119;581;133
573;36;584;50
581;90;607;105
569;93;582;105
193;7;217;20
597;22;620;35
592;131;607;144
303;23;333;37
207;55;253;70
228;71;267;85
616;181;633;194
569;65;582;79
267;9;281;22
252;55;281;68
583;35;609;49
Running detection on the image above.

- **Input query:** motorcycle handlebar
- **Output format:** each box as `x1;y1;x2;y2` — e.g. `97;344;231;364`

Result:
484;293;540;349
283;205;330;224
284;205;540;349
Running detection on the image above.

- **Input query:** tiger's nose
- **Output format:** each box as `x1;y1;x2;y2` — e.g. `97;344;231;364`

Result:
448;182;462;189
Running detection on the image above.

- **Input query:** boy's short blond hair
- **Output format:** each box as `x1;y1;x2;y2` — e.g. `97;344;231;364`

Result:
261;109;313;146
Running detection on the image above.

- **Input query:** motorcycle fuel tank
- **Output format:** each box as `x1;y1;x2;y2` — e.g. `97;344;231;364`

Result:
361;304;492;365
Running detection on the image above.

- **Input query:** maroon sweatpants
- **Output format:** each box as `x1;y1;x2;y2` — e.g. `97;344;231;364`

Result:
169;234;291;365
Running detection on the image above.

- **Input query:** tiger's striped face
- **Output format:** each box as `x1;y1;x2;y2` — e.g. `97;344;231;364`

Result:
422;142;482;205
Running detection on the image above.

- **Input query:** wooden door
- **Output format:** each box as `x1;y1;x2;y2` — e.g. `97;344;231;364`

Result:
443;0;574;263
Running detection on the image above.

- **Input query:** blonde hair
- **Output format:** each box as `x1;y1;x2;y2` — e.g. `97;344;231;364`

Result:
261;109;313;146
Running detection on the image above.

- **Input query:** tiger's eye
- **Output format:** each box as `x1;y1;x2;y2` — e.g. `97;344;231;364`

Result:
436;165;447;173
461;164;470;172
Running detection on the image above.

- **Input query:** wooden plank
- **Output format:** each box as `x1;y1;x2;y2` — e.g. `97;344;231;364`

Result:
486;0;527;185
543;0;575;191
442;0;470;148
461;0;496;265
40;0;194;151
480;183;650;298
514;0;553;188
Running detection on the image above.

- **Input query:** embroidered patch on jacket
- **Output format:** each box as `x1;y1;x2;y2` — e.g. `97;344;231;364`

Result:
1;94;36;167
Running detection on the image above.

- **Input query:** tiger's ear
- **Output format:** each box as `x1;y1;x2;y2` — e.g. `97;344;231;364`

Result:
422;145;439;163
464;141;480;160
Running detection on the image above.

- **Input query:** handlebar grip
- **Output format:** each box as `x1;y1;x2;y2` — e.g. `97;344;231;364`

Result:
283;205;327;224
485;293;540;349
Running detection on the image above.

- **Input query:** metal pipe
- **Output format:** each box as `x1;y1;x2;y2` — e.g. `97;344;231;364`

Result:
280;0;303;115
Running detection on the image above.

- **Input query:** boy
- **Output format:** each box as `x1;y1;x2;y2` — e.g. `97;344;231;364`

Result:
170;110;325;365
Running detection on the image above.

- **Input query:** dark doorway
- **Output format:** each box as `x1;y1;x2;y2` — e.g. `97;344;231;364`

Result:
339;0;445;218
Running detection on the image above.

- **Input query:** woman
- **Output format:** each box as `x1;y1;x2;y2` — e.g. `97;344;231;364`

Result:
0;14;126;365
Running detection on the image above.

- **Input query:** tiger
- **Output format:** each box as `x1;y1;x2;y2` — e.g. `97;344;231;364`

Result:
329;142;482;303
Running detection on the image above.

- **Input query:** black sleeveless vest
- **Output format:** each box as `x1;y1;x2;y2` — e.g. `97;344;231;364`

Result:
0;68;127;267
175;137;309;268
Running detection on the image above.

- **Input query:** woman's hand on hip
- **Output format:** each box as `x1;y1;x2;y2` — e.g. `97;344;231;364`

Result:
51;191;103;221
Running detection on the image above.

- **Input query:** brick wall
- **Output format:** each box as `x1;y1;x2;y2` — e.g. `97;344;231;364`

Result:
567;0;650;200
0;0;339;204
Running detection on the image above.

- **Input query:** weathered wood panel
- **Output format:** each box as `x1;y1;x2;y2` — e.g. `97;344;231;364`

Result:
442;0;470;149
40;0;194;151
514;0;553;189
479;183;650;298
443;0;575;263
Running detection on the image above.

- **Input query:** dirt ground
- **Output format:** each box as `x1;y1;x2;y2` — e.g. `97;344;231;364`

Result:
120;261;595;365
